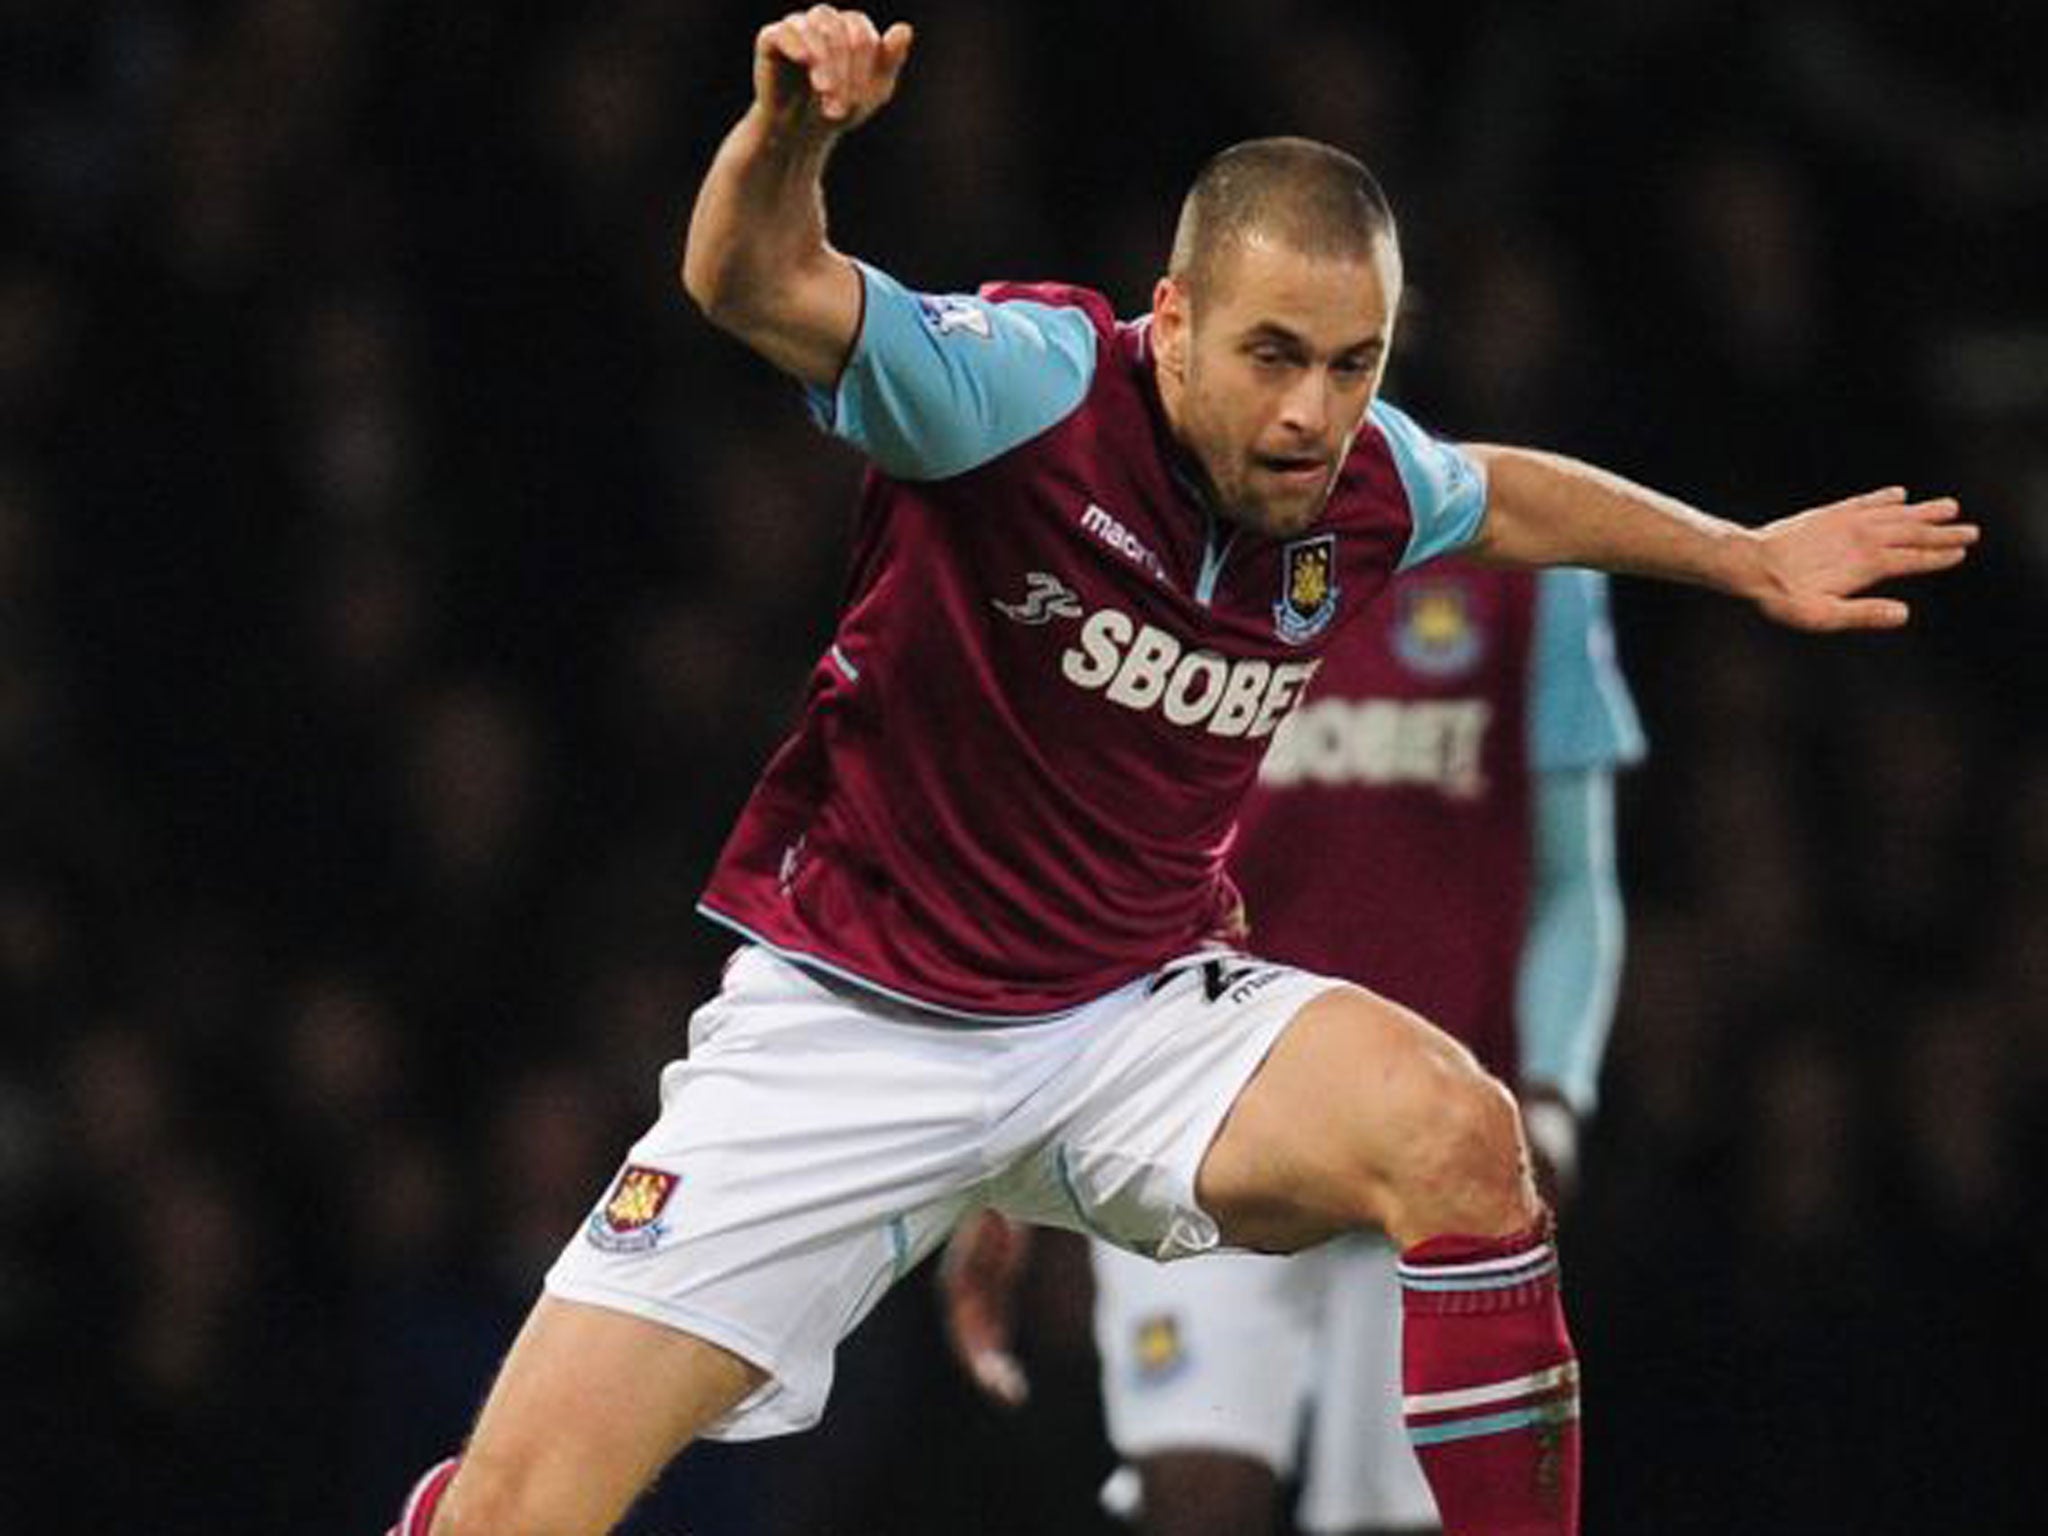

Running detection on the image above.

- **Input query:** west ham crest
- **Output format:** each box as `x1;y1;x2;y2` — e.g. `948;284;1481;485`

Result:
1133;1312;1188;1384
1273;534;1339;644
586;1163;680;1253
1393;579;1484;677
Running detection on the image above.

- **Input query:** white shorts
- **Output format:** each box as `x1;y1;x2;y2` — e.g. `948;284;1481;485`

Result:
1093;1233;1439;1533
544;945;1342;1440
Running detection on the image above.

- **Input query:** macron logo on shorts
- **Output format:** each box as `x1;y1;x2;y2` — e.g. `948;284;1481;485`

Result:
586;1164;680;1254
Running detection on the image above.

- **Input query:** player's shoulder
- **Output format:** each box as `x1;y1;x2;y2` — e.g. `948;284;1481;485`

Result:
1360;393;1428;440
1332;394;1451;510
1347;395;1441;475
976;279;1121;335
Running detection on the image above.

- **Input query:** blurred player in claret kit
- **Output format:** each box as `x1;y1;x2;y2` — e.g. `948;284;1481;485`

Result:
385;8;1974;1535
942;555;1644;1536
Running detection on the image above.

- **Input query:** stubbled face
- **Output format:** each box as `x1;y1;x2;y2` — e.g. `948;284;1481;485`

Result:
1153;233;1400;537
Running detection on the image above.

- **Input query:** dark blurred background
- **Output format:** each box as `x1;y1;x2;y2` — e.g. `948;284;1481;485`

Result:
2;2;2043;1532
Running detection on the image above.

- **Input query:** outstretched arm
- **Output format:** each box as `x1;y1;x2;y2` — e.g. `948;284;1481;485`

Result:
681;7;914;385
1465;445;1977;631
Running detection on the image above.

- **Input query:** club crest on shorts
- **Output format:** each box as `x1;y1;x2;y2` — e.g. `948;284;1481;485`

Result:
1274;534;1339;644
1393;578;1484;677
1133;1312;1187;1384
586;1164;679;1253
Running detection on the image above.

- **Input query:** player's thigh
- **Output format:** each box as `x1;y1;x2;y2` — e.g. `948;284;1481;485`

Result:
545;946;991;1439
1195;982;1513;1251
444;1296;764;1536
993;956;1343;1262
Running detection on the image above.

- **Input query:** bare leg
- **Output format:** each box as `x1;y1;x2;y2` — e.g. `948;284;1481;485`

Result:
1197;985;1535;1252
1195;987;1577;1535
432;1296;768;1536
1136;1449;1279;1536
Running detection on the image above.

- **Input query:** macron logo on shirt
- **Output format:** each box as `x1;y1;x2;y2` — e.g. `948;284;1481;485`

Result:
1079;502;1169;585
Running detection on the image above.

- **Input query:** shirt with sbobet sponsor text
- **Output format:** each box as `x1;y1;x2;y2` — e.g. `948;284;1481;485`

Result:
1232;559;1643;1092
698;263;1487;1019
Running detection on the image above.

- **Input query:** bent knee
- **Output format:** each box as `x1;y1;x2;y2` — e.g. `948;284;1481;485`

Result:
1200;986;1538;1252
1384;1060;1535;1246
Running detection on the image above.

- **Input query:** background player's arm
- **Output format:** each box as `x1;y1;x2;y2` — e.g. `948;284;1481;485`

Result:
1515;568;1644;1206
1514;768;1625;1206
682;9;913;385
1463;444;1976;632
938;1210;1033;1408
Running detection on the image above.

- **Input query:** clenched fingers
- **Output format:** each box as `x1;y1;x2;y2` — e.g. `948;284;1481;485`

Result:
757;8;913;127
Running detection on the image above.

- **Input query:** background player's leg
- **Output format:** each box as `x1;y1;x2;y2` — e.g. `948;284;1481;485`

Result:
1197;987;1578;1535
1295;1239;1439;1536
1139;1450;1281;1536
420;1296;766;1536
1091;1233;1314;1536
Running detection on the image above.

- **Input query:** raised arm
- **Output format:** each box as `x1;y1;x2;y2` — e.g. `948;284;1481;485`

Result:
681;7;914;385
1465;444;1978;631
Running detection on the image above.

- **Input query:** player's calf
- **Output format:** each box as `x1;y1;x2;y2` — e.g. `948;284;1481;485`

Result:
1398;1215;1580;1535
1197;988;1577;1532
1376;1024;1578;1530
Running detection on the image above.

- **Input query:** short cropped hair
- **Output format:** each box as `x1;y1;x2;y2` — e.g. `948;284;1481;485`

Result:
1169;137;1397;303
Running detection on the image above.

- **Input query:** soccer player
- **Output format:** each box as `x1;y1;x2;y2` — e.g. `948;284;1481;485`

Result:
943;556;1644;1536
388;11;1974;1536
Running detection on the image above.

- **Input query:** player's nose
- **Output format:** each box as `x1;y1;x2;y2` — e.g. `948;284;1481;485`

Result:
1276;370;1333;440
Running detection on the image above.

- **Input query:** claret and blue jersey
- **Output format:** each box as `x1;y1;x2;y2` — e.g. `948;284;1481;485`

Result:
1234;560;1644;1098
698;262;1494;1019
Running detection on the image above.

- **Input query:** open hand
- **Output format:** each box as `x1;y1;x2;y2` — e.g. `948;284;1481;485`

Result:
1519;1086;1580;1214
937;1210;1032;1409
1753;487;1977;630
755;7;914;134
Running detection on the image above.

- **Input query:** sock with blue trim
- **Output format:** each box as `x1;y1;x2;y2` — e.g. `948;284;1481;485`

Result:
1398;1222;1580;1534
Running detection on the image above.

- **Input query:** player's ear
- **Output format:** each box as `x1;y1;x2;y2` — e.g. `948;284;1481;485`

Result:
1153;275;1189;377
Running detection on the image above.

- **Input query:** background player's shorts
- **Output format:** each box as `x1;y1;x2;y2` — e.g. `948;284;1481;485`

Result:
1093;1234;1439;1534
543;945;1342;1440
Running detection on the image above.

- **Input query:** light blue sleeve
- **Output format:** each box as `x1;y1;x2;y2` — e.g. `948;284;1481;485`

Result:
1528;569;1647;772
1373;397;1489;571
1515;768;1626;1114
805;261;1099;481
